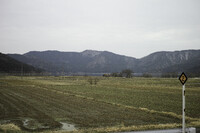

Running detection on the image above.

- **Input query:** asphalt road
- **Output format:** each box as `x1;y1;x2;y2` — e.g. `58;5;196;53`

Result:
197;128;200;133
119;127;199;133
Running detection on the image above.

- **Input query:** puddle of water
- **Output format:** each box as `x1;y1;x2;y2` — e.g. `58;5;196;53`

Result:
22;118;38;130
23;119;29;126
60;122;76;131
22;118;49;130
1;119;75;131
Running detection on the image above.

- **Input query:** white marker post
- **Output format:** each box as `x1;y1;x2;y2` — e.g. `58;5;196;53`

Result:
179;72;187;133
182;84;185;133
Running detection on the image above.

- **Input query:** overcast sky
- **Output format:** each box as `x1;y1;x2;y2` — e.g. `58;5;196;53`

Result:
0;0;200;58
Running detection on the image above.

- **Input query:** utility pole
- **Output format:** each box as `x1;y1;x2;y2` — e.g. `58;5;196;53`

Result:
21;63;23;79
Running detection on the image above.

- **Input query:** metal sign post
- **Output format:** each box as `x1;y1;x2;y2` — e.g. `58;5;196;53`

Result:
179;72;188;133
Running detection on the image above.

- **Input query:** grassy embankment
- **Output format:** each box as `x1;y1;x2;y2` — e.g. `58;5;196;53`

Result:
0;76;199;132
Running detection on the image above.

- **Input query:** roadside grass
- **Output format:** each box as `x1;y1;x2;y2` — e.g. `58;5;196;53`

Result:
0;76;199;132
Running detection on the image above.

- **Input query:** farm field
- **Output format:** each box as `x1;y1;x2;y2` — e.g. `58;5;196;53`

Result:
0;76;200;132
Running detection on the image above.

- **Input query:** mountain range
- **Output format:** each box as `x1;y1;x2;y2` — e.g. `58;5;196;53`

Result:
6;49;200;75
0;53;42;73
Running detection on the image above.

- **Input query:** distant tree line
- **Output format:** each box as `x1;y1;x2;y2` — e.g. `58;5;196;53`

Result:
142;73;152;78
161;72;200;78
103;69;133;78
161;73;178;78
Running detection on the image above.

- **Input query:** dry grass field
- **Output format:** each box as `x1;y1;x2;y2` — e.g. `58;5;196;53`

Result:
0;76;199;132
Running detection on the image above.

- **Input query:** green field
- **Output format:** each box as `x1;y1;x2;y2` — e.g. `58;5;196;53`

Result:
0;76;200;132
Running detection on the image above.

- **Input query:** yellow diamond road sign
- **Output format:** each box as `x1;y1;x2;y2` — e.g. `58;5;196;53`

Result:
179;72;188;85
